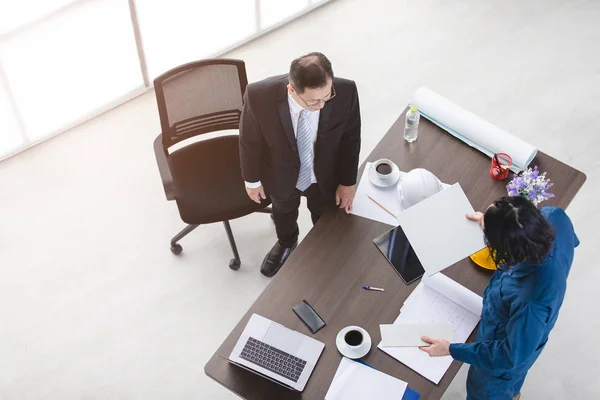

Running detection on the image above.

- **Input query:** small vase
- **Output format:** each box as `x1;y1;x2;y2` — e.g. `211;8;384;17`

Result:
490;153;512;181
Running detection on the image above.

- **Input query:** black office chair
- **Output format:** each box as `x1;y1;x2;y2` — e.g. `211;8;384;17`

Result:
153;59;271;270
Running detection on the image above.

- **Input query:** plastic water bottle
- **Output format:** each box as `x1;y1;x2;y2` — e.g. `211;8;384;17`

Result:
404;105;420;143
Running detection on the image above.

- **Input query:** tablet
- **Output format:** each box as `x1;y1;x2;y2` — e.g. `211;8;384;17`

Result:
373;225;424;285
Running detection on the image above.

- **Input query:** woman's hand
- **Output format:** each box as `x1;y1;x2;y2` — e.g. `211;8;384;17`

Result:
419;336;451;357
466;211;485;228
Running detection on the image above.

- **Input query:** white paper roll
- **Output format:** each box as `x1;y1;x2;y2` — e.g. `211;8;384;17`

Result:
411;87;537;172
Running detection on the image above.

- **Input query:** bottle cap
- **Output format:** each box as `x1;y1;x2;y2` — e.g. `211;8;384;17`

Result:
410;106;418;113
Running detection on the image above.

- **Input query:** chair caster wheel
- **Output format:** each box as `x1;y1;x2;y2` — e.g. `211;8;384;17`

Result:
170;244;183;255
229;258;241;270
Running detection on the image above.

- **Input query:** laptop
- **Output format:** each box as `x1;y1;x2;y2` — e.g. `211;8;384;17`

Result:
228;313;325;392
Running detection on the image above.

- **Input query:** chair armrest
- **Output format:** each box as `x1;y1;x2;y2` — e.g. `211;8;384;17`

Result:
153;134;175;201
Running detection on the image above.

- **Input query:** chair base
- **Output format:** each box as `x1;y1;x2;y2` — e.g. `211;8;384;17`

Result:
222;220;241;270
169;207;272;269
229;258;241;270
170;224;198;254
170;243;183;255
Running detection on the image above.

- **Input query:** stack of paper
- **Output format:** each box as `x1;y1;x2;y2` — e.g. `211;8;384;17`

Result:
325;357;408;400
378;273;483;384
396;183;485;276
351;163;402;226
351;163;452;226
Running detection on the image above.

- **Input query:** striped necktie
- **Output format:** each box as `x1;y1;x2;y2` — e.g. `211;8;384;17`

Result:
295;109;313;192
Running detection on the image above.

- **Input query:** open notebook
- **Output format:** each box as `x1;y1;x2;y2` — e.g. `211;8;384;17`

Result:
378;273;483;384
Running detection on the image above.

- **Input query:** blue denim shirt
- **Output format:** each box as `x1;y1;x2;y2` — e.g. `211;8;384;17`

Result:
449;207;579;375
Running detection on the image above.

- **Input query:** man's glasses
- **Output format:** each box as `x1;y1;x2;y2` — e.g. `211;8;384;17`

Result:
297;85;336;107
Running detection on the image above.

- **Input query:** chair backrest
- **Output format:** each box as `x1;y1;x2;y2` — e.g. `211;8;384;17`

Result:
154;59;248;148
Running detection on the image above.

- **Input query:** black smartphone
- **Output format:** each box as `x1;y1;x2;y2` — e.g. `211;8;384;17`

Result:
292;300;326;334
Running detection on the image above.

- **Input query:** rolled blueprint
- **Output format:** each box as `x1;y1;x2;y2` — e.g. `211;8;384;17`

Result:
411;87;537;172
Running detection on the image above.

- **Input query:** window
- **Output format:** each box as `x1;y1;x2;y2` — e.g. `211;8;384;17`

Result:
0;0;78;35
0;0;143;141
136;0;257;79
0;0;332;159
260;0;308;30
0;76;24;156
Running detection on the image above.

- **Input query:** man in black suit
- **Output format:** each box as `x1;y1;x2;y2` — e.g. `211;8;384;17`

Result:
239;52;361;277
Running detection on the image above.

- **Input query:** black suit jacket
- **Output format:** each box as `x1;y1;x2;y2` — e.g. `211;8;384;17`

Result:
239;74;361;200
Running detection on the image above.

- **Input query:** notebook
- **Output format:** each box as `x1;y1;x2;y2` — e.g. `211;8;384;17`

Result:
378;273;482;384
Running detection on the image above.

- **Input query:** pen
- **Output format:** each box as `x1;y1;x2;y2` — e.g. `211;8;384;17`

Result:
362;285;385;292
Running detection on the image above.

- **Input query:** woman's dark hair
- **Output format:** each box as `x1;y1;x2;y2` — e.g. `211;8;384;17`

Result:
483;196;555;267
289;52;333;94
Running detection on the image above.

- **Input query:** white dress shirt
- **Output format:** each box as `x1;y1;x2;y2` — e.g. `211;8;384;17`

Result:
245;91;320;189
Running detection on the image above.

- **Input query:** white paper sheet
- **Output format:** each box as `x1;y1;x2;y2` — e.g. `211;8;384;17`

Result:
351;163;401;226
412;87;537;172
325;357;408;400
378;273;482;384
396;183;485;276
421;273;483;317
351;163;451;226
380;323;455;347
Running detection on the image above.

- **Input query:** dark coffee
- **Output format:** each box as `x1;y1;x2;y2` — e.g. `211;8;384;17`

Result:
376;163;393;175
344;330;363;346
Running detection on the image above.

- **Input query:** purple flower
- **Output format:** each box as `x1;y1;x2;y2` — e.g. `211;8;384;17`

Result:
506;166;553;205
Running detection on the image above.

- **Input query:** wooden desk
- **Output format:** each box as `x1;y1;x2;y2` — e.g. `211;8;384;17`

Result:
205;110;586;399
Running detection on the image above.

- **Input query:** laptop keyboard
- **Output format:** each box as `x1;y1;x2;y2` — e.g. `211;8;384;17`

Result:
240;337;307;383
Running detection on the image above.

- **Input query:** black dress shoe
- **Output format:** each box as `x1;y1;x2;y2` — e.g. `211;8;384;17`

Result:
260;241;298;277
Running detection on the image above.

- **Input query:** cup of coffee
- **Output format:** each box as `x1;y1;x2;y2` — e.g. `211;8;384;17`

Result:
344;329;364;348
372;159;396;183
336;326;372;359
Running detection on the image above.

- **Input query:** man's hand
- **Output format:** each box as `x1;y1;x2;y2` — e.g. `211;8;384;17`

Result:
419;336;451;357
246;185;266;204
336;184;356;213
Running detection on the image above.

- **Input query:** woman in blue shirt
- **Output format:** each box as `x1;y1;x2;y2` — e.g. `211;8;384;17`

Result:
420;196;579;400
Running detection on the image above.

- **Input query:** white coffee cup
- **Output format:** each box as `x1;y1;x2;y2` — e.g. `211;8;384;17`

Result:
336;325;372;359
371;159;396;183
344;329;365;348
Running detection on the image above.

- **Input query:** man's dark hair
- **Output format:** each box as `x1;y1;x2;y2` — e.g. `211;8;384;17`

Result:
289;52;334;94
483;196;555;267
